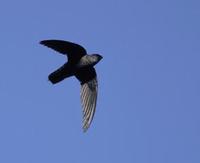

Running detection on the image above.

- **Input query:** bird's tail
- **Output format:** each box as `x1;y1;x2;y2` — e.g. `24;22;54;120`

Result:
48;63;74;84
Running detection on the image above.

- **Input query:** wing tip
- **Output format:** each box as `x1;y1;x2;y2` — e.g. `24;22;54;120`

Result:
39;40;54;45
39;39;67;45
83;128;88;133
39;40;45;46
82;123;90;133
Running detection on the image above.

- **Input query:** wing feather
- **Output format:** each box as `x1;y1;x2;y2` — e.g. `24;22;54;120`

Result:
40;40;87;63
80;77;98;132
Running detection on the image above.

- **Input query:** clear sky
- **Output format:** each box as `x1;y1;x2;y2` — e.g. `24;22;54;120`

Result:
0;0;200;162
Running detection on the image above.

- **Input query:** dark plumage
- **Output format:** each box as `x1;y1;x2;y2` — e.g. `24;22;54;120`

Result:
40;40;102;132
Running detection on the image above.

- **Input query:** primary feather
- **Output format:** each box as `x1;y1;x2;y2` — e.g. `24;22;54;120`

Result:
40;40;87;64
81;77;98;132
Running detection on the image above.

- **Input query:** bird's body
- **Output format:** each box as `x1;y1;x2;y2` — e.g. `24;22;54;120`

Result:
40;40;102;132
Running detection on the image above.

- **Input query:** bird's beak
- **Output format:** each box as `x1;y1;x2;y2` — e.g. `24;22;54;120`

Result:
99;55;103;60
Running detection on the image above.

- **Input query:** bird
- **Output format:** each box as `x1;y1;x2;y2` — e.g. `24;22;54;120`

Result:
40;40;103;132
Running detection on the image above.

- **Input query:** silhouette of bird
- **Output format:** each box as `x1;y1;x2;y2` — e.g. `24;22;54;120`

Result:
40;40;102;132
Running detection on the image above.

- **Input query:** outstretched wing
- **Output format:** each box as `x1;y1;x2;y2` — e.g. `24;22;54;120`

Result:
48;62;75;84
80;77;98;132
40;40;87;63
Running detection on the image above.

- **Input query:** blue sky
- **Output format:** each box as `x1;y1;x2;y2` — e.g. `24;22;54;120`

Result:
0;0;200;162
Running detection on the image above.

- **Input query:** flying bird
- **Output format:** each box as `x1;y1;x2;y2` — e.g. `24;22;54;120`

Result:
40;40;102;132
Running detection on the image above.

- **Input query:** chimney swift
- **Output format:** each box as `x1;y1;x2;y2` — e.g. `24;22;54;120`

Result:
40;40;103;132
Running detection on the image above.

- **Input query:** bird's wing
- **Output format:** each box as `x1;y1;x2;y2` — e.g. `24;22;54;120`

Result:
80;77;98;132
40;40;87;63
48;62;75;84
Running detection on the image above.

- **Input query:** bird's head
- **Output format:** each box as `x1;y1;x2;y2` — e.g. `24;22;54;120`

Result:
77;54;102;68
90;54;103;63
